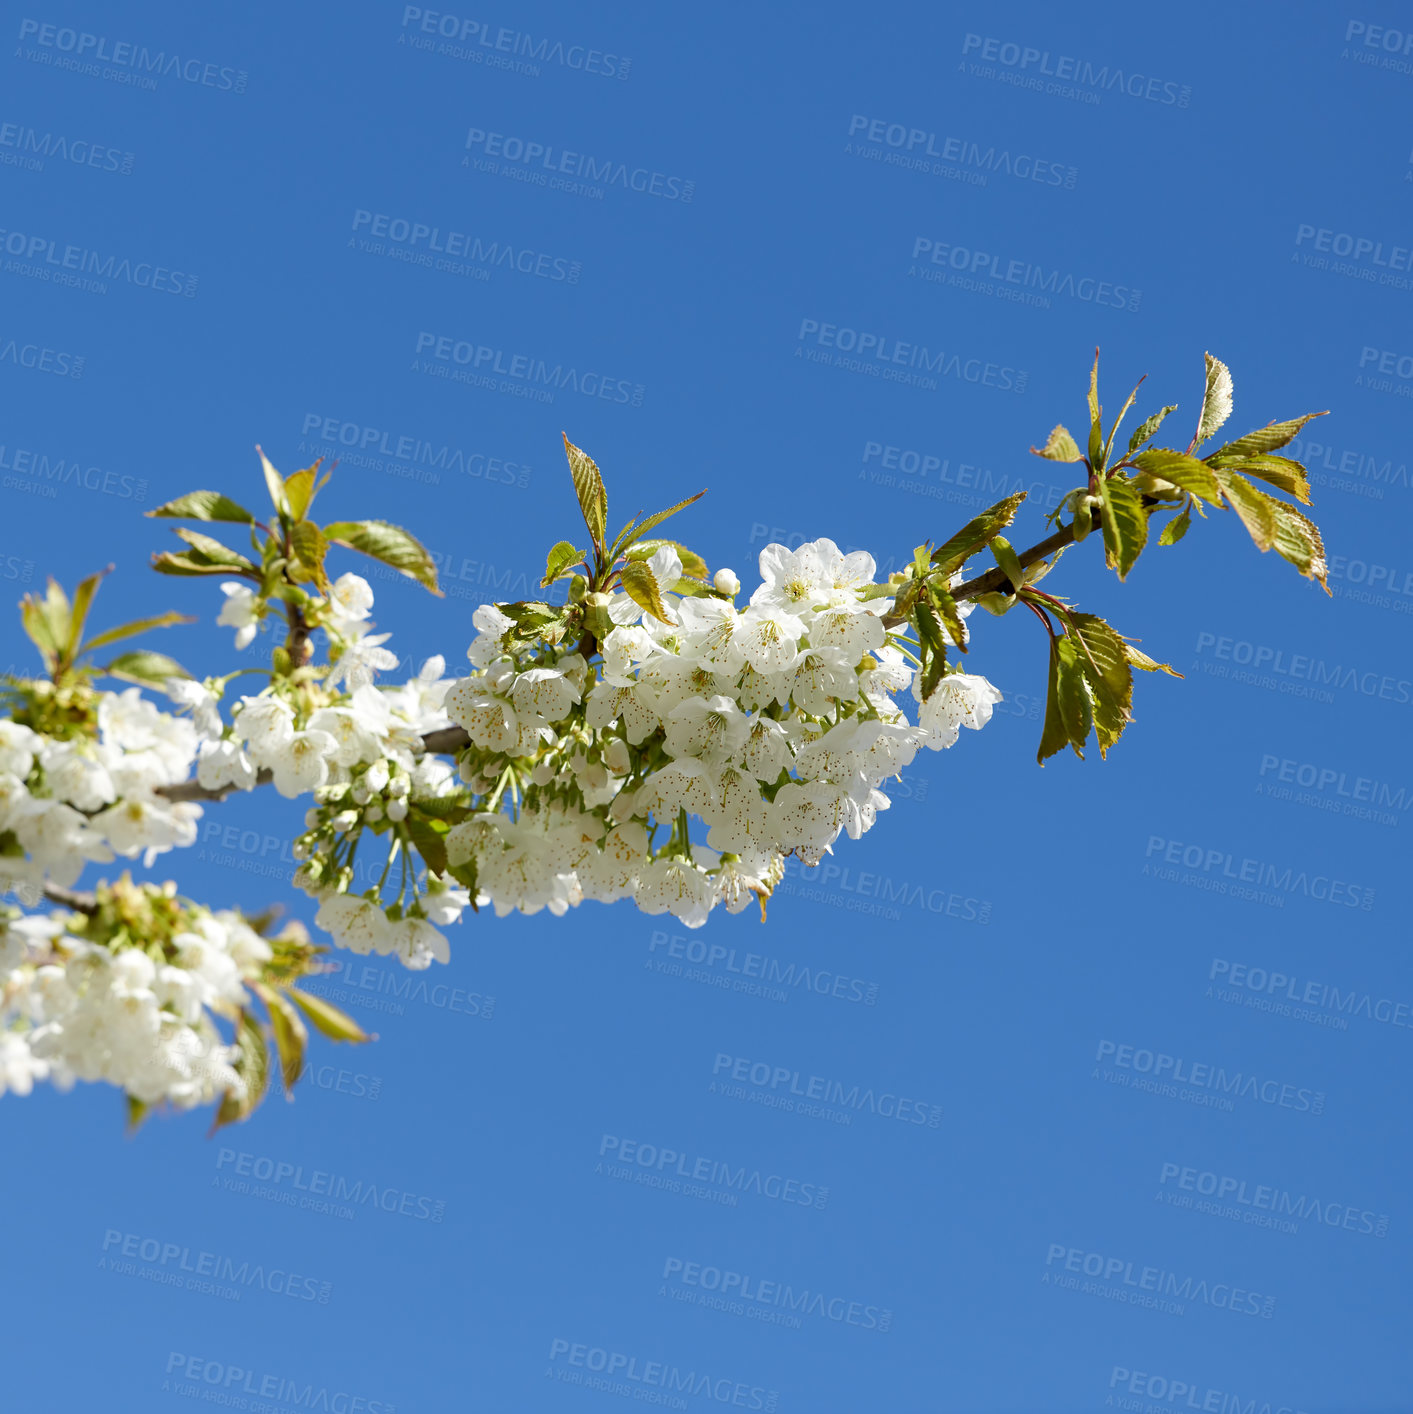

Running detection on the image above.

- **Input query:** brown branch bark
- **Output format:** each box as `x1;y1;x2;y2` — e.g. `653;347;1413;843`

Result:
42;883;99;915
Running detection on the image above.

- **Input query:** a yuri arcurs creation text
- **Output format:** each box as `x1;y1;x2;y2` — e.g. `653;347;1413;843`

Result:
0;351;1329;1128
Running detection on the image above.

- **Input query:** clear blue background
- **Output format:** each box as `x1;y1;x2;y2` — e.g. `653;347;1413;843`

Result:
1;2;1409;1410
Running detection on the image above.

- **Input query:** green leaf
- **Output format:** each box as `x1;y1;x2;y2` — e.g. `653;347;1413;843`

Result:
1086;349;1103;467
36;578;71;657
1102;377;1145;467
1098;474;1147;580
213;1010;269;1131
1128;404;1178;453
290;522;330;594
151;551;245;578
66;568;109;659
1129;449;1224;505
1266;499;1330;590
100;650;190;686
1210;467;1276;551
1208;412;1326;463
1038;638;1070;765
19;594;63;672
174;529;258;572
257;447;287;516
617;491;706;558
147;491;256;525
406;811;450;876
1068;613;1133;758
125;1094;151;1134
80;610;193;658
628;540;710;581
543;541;587;587
1196;353;1233;445
288;987;372;1044
322;520;441;595
283;461;323;521
1125;643;1182;677
1213;455;1310;505
619;559;673;624
927;583;967;653
563;434;608;557
252;982;307;1093
929;493;1028;575
987;535;1026;598
1030;425;1083;462
498;600;563;631
667;576;717;599
1157;504;1192;546
1054;635;1092;759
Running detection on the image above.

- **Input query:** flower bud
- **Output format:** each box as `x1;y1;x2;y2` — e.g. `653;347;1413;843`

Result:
713;568;740;596
386;796;408;823
603;739;631;776
364;759;390;794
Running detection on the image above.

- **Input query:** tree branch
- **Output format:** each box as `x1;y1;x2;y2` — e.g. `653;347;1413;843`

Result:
149;509;1102;808
42;883;99;915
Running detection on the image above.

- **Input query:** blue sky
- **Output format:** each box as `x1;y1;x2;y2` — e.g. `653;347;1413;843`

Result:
1;2;1410;1410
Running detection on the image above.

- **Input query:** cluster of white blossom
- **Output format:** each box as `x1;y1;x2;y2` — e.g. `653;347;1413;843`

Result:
0;903;268;1106
436;539;1003;930
0;690;203;907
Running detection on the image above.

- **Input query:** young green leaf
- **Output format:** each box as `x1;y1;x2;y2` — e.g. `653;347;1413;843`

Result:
322;520;441;594
1209;467;1276;552
619;559;673;624
1157;503;1192;546
79;610;194;658
405;810;450;876
212;1010;269;1131
1212;455;1310;505
1266;500;1330;590
125;1095;150;1134
1195;353;1233;445
147;491;256;524
1125;643;1182;677
562;434;608;557
1086;348;1103;468
1207;412;1326;463
1127;404;1178;453
1053;635;1092;758
1129;449;1224;505
287;987;373;1044
101;650;191;686
174;529;258;572
927;582;967;653
1030;425;1083;462
1037;638;1070;765
617;491;707;557
1102;377;1145;467
252;982;307;1092
283;461;324;522
256;446;287;517
66;568;110;659
987;535;1026;597
929;493;1028;575
543;541;588;587
1098;474;1147;579
151;551;245;578
1067;613;1133;757
290;522;330;594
